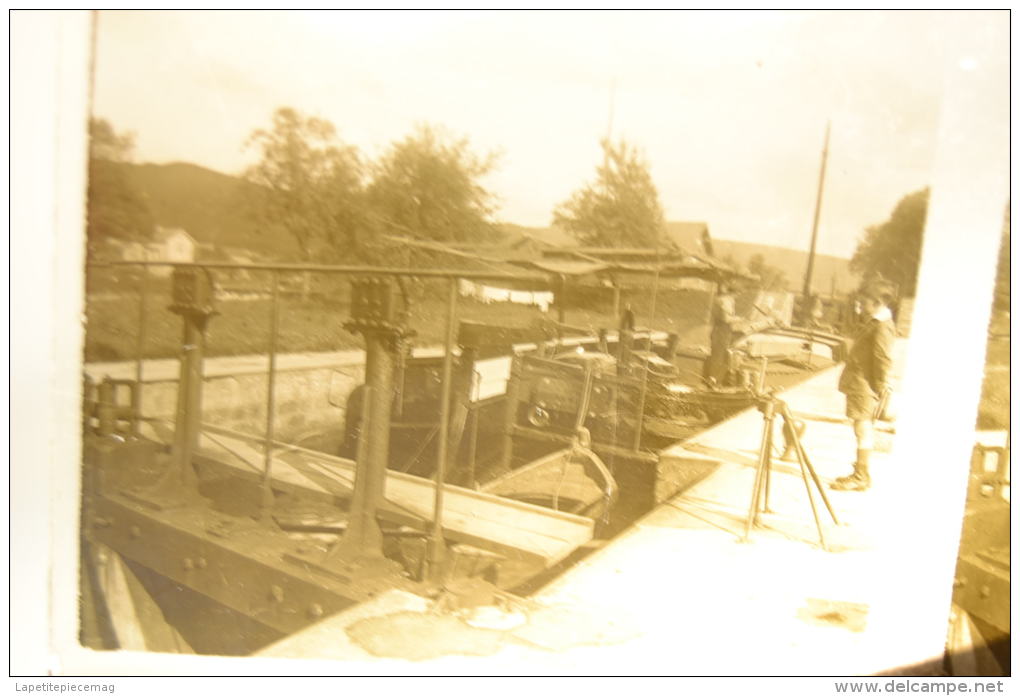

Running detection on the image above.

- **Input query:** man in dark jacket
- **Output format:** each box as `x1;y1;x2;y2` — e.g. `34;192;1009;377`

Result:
831;285;896;491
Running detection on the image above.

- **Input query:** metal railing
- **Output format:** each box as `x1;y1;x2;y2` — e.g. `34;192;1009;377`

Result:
87;260;550;422
86;259;554;577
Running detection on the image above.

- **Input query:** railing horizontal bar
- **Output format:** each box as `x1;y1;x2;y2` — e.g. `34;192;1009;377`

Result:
88;260;552;283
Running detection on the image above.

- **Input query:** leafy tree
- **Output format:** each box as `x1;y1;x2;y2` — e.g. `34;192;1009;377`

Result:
553;139;665;248
89;118;137;161
367;124;500;244
85;118;155;256
244;107;367;261
748;253;788;291
851;188;928;296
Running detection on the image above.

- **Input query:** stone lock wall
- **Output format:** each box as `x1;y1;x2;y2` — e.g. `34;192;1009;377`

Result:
86;353;367;446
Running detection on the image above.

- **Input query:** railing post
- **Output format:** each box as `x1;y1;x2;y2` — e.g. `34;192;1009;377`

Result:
131;265;149;436
630;267;661;451
500;358;522;473
465;370;482;489
329;276;407;569
426;278;458;583
167;266;216;491
259;269;281;520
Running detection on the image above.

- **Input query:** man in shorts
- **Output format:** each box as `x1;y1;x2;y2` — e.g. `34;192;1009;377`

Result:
831;285;896;492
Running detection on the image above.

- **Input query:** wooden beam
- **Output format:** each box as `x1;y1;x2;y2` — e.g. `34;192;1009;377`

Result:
144;422;594;567
84;541;194;653
947;604;1007;676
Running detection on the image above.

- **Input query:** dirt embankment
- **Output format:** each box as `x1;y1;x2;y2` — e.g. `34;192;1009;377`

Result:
83;283;715;362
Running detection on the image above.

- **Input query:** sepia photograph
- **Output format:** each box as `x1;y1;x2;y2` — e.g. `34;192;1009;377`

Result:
10;9;1010;682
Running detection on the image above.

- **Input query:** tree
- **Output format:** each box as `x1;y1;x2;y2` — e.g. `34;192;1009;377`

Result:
851;188;928;296
367;124;500;244
89;118;136;161
85;118;155;256
553;139;665;248
244;107;367;261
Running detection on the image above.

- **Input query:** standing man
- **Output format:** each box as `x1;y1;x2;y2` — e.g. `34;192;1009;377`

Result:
703;281;740;386
831;285;896;491
807;294;825;329
703;280;776;386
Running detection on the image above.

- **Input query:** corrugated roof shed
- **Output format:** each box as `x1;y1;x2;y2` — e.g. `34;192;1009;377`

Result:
663;221;714;257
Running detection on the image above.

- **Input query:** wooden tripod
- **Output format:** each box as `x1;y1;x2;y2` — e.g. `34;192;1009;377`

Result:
742;396;840;550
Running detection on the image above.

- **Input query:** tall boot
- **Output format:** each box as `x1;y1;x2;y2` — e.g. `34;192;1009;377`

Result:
831;450;871;491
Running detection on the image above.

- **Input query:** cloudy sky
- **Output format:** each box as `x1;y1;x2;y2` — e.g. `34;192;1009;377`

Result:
92;10;1005;258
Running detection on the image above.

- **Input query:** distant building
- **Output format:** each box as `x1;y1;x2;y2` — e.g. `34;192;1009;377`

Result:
150;227;196;275
104;227;197;276
537;221;720;291
445;229;559;264
664;222;715;291
663;221;714;258
538;222;722;292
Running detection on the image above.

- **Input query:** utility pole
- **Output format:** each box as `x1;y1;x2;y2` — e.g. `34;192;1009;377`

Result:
602;79;616;191
605;78;616;152
803;121;831;298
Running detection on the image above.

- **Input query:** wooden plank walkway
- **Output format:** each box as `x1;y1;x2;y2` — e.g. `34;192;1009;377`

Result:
143;422;595;569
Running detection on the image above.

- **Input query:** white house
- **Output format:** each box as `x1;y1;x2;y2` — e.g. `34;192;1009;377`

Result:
113;227;197;275
97;228;198;277
148;227;196;275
